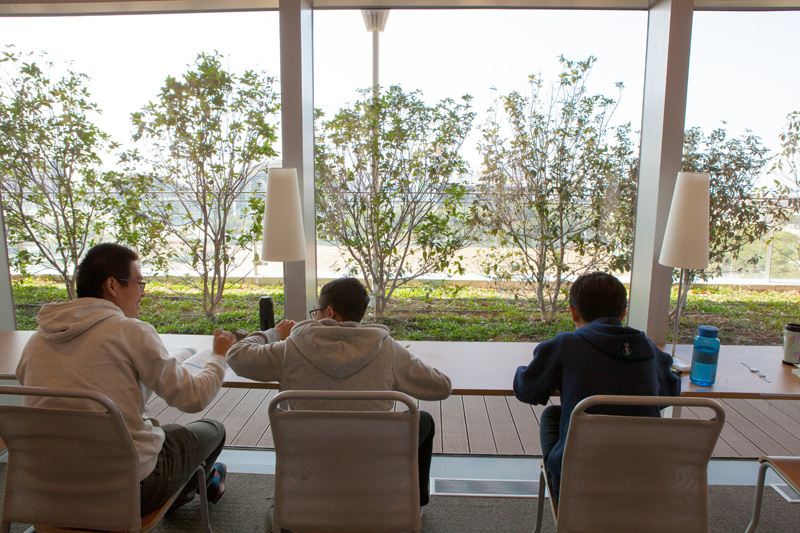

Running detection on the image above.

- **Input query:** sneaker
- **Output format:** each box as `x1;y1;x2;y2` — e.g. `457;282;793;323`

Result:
206;462;227;504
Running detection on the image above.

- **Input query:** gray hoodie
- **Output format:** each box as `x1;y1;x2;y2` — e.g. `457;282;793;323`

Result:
16;298;225;479
227;318;452;410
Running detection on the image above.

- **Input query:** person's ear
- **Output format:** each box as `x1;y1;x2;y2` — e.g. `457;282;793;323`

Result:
329;306;345;323
568;304;581;324
102;277;118;298
619;308;628;322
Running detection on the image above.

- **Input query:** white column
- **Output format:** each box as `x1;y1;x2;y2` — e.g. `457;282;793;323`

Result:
628;0;694;343
0;200;16;330
372;30;380;93
280;0;318;321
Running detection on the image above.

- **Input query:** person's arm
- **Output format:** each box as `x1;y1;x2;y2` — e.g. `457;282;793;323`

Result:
512;339;562;405
226;320;294;383
655;345;682;397
390;341;452;401
136;327;230;413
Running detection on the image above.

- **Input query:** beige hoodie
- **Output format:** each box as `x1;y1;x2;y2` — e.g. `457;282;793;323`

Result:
16;298;226;480
227;318;452;410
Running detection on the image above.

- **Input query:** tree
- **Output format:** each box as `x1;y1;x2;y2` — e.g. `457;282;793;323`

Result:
775;110;800;191
475;56;633;321
315;85;476;317
0;48;121;298
756;110;800;281
125;52;279;317
670;126;789;313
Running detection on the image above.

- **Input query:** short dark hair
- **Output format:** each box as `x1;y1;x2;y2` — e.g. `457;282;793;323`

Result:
318;277;370;322
76;243;139;299
568;271;628;323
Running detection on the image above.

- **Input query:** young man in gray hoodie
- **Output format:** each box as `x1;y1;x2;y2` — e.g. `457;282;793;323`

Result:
227;277;452;508
16;243;236;513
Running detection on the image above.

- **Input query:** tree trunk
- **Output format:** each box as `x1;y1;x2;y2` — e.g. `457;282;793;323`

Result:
66;280;77;300
374;294;386;319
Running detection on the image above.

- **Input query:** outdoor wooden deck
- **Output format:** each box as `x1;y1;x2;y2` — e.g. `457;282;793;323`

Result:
149;389;800;458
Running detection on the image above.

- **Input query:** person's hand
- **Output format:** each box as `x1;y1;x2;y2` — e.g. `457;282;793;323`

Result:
213;328;236;356
274;319;296;340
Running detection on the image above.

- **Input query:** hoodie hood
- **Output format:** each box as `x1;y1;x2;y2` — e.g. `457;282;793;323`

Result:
574;317;653;361
36;298;122;343
288;319;391;379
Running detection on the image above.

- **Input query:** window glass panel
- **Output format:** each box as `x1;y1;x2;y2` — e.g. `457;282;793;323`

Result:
0;13;279;152
686;12;800;282
0;12;280;287
314;9;647;322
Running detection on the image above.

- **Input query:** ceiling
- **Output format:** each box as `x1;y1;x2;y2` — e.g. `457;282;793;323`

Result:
1;0;799;17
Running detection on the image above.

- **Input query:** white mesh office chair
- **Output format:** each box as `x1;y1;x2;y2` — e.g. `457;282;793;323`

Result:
0;385;212;533
268;390;422;533
533;395;726;533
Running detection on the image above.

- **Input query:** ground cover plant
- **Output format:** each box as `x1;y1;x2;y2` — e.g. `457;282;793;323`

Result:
10;277;800;345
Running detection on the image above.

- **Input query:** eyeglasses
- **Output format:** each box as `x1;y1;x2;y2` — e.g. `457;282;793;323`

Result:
118;278;147;293
309;307;327;319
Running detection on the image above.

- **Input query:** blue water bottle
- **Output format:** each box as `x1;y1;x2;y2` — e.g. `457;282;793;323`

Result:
690;326;720;386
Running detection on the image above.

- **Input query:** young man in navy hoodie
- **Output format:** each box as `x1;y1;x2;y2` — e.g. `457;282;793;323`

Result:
513;271;680;503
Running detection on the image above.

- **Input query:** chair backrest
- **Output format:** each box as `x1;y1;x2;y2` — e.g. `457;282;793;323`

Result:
556;395;725;533
0;385;141;532
268;390;422;533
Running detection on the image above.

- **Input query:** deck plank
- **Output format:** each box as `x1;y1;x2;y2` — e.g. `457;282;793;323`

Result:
154;389;224;426
254;390;285;448
766;399;800;425
419;399;443;454
506;399;543;455
220;388;271;443
440;395;469;454
150;390;799;460
174;387;246;426
719;399;791;456
485;396;524;455
742;399;800;455
463;396;495;454
232;390;277;447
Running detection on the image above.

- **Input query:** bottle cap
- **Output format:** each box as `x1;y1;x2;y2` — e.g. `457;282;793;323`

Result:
697;325;719;338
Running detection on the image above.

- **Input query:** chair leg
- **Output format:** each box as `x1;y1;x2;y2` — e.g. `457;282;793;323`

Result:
533;467;546;533
745;462;771;533
195;466;213;533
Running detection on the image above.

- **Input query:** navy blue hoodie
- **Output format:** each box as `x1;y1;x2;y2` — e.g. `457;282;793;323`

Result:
513;317;680;501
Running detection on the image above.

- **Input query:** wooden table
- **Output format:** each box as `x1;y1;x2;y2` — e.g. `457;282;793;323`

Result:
3;330;800;398
0;330;534;395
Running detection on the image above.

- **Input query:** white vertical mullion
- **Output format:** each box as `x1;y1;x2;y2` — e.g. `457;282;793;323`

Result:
0;200;17;330
628;0;695;343
280;0;319;321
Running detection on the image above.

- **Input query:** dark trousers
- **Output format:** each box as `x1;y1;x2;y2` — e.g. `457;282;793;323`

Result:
139;419;226;515
419;410;435;507
539;405;562;503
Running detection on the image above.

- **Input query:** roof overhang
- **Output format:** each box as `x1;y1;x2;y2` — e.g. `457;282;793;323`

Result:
1;0;799;17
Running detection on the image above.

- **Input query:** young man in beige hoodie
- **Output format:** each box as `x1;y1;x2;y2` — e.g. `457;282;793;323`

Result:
17;243;236;513
227;277;452;508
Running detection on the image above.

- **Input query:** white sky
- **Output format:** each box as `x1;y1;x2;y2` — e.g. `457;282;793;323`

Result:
1;8;799;173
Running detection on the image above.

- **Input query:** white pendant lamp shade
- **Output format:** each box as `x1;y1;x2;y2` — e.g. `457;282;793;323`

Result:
658;172;710;270
261;168;306;262
362;9;389;32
